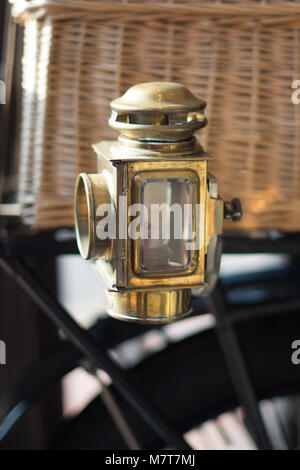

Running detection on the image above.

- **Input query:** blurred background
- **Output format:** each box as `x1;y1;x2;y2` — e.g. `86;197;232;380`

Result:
1;0;300;450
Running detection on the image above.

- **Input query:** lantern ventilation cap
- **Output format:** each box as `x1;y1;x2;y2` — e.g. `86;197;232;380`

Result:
109;82;207;141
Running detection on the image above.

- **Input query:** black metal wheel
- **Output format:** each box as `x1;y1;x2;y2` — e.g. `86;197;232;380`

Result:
1;237;300;450
51;307;300;449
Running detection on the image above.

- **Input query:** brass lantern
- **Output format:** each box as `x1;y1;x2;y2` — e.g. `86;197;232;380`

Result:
75;82;241;323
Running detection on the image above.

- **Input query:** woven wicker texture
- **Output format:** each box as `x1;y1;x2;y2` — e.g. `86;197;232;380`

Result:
15;0;300;231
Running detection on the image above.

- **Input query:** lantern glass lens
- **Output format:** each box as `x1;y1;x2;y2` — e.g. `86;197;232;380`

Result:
138;177;194;273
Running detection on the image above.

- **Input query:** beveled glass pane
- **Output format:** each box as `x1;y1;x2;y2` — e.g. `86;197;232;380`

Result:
138;177;194;273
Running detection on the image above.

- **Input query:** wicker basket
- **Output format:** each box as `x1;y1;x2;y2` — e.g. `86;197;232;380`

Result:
14;0;300;232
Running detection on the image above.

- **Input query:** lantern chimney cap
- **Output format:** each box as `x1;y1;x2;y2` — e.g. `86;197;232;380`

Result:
109;82;207;141
111;82;206;112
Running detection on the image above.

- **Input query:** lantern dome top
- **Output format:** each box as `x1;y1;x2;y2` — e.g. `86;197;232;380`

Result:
111;82;206;112
109;82;207;141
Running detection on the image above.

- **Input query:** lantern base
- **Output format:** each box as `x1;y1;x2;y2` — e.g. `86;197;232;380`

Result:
105;288;192;323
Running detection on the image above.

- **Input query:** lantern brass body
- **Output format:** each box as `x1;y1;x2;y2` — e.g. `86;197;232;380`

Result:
75;82;227;323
